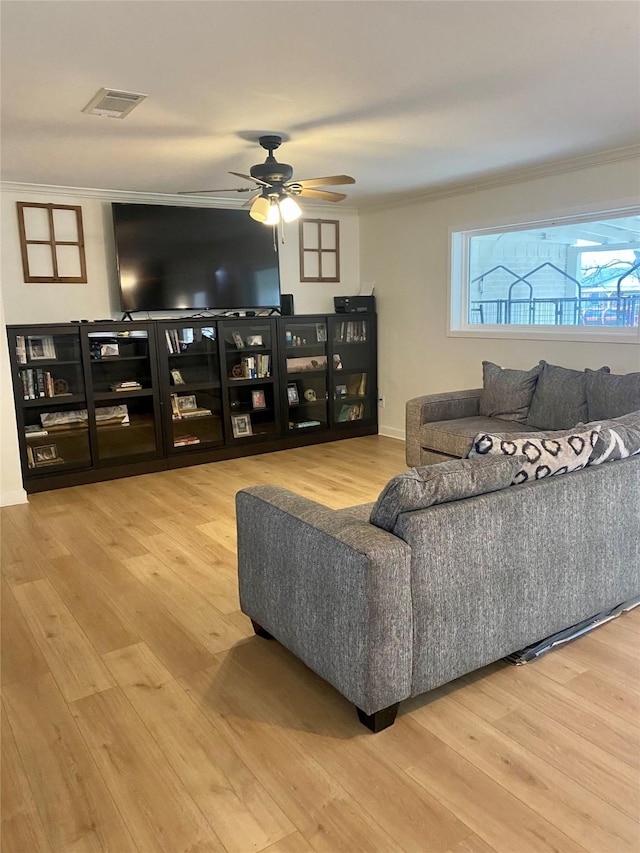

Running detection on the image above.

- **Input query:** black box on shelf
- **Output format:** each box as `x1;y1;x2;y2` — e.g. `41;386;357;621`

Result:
334;296;375;314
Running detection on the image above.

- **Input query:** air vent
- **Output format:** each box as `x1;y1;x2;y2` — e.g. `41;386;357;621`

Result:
81;88;147;119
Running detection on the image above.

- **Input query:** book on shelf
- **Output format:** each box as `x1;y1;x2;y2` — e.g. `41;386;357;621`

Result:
173;435;201;447
335;320;368;343
110;381;142;391
19;368;71;400
16;335;27;364
180;407;212;419
165;328;183;354
25;426;48;437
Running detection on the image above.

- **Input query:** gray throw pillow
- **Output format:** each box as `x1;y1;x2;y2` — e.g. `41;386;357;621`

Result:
479;361;541;422
369;456;522;532
468;426;600;484
526;361;609;430
584;410;640;465
585;369;640;420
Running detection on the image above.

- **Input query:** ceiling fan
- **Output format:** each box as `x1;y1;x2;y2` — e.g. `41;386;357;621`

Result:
181;135;355;224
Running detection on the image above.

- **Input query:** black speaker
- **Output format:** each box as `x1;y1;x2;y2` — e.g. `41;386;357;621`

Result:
280;293;294;315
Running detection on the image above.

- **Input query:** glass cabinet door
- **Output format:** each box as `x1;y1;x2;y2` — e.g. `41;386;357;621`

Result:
85;325;162;463
13;327;91;475
160;324;224;452
281;318;328;433
329;317;375;426
221;321;279;441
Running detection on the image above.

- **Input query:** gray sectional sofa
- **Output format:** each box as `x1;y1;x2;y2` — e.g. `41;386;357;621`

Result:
236;362;640;732
406;359;640;466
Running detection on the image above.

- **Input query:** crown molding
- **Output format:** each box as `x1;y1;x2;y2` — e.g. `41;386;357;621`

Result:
358;144;640;214
0;181;359;216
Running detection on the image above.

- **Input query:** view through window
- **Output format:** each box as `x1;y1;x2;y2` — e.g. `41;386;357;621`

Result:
456;212;640;331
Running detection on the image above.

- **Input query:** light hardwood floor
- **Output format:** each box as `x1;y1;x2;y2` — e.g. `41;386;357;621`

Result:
2;435;639;853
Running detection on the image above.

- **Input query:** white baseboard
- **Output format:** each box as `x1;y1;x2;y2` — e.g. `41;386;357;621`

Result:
1;488;28;507
378;425;406;441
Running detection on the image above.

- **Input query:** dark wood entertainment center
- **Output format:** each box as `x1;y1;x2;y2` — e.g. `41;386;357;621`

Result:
7;313;377;493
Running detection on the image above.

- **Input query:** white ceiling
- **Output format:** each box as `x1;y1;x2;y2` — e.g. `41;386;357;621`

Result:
1;0;639;207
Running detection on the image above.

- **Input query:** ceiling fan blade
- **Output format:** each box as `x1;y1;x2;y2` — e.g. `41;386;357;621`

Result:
297;188;348;202
229;171;272;188
293;175;355;188
178;187;253;195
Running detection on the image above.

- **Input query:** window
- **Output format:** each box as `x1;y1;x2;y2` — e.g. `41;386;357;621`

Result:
17;202;87;283
299;219;340;282
450;210;640;340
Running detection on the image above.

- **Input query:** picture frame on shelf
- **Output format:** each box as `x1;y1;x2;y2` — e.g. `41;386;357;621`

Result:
34;443;59;463
251;389;266;409
287;383;299;405
231;413;252;438
177;394;198;412
170;369;185;385
315;324;327;343
246;334;263;347
27;335;56;360
335;384;347;398
232;332;245;350
99;342;119;358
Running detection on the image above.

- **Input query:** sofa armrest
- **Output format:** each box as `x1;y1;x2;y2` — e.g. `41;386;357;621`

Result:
236;485;413;714
406;388;482;466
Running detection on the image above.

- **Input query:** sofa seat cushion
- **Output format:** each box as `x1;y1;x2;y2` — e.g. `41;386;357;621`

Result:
370;456;523;532
585;369;640;420
420;416;532;458
526;361;609;430
468;426;601;483
479;361;541;422
586;410;640;464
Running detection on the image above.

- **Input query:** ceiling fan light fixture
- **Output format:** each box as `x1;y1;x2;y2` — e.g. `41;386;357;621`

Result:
265;200;281;226
279;195;302;223
249;194;271;222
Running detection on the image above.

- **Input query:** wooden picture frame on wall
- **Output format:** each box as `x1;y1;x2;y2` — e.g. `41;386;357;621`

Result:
299;218;340;282
17;202;87;283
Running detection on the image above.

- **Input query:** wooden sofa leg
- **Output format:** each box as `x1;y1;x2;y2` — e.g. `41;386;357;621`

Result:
356;703;400;732
250;619;274;639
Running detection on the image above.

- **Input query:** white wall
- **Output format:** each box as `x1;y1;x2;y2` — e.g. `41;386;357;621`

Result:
360;157;640;439
0;184;360;502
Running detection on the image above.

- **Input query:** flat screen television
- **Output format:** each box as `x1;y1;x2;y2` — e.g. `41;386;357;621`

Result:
112;203;281;312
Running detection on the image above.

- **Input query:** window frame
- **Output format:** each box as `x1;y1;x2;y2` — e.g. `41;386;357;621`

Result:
448;206;640;345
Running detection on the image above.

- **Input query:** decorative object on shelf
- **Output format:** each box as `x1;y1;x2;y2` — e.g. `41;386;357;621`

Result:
333;354;343;370
287;384;299;405
170;369;185;385
303;388;317;402
230;364;245;379
33;443;60;464
53;378;69;395
231;413;253;438
246;335;263;347
17;202;87;283
335;384;347;398
99;342;119;358
286;355;327;373
232;332;245;349
177;394;198;412
316;324;327;342
300;219;340;282
27;335;56;360
338;403;365;422
252;389;266;409
285;329;293;344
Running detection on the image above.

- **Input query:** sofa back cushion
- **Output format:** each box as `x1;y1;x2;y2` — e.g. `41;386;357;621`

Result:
479;361;541;423
369;456;522;532
585;369;640;421
586;410;640;465
467;426;600;483
526;361;609;430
